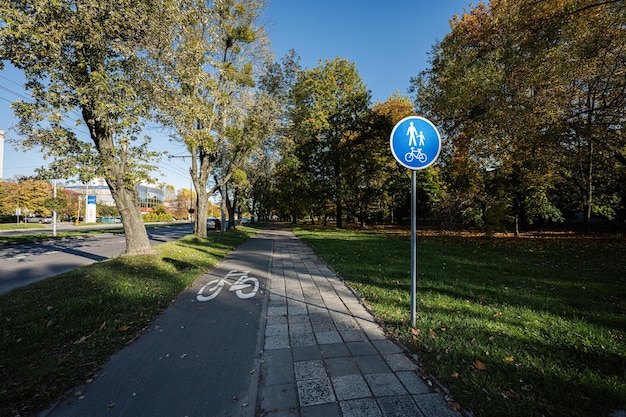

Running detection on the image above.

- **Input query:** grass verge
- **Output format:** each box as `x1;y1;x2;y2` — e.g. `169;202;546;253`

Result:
292;226;626;417
0;226;258;417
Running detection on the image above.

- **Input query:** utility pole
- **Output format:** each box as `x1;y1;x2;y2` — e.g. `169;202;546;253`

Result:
168;155;194;221
0;130;4;182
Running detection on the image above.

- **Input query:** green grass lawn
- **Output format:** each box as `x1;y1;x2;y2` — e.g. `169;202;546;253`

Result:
292;226;626;417
0;223;45;231
0;226;258;417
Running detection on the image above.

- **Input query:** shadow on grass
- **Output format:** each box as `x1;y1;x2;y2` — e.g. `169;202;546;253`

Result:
0;227;258;417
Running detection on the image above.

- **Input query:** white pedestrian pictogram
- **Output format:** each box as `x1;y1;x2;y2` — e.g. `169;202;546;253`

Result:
407;122;426;147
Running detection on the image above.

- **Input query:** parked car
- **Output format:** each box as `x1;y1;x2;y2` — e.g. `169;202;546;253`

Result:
23;215;53;224
207;217;221;230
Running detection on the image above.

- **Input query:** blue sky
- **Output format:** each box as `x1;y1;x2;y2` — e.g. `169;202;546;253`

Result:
0;0;471;191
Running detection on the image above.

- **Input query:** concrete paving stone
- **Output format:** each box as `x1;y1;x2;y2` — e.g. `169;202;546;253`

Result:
299;280;316;289
261;383;298;412
309;273;326;281
269;297;287;306
294;360;326;381
315;330;343;344
324;357;360;378
329;282;353;296
319;342;350;359
265;334;290;350
264;347;292;363
268;305;288;316
286;293;304;302
262;349;294;386
332;374;372;400
310;313;334;324
296;272;312;281
269;273;285;282
289;321;313;334
322;300;344;311
328;309;353;319
297;378;336;406
287;313;310;324
269;275;285;283
355;355;392;374
339;329;369;342
347;341;379;356
286;290;305;299
344;302;368;316
264;363;295;386
333;316;360;330
396;371;430;395
300;403;341;417
260;409;298;417
354;317;386;335
287;304;308;315
365;373;408;397
290;332;317;347
383;353;418;372
339;398;383;417
377;396;424;417
306;298;325;307
308;306;329;317
269;290;286;299
267;315;288;325
262;410;299;417
292;345;323;361
413;392;462;417
321;296;343;308
372;339;403;355
266;324;289;337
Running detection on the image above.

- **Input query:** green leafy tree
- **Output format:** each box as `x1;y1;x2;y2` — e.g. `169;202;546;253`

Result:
0;0;176;254
412;0;626;234
158;0;271;237
366;95;417;224
288;57;371;227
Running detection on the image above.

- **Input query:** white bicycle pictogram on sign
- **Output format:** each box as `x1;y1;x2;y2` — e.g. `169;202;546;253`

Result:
196;270;259;301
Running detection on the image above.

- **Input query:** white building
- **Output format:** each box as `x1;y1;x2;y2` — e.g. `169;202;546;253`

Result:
64;177;165;212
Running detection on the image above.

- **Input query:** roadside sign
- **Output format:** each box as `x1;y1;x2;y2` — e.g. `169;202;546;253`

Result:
389;116;441;170
389;115;442;328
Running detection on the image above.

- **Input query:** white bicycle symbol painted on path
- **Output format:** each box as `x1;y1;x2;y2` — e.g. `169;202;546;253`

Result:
196;270;259;301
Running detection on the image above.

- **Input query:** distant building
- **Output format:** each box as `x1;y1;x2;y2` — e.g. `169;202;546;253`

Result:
64;177;165;212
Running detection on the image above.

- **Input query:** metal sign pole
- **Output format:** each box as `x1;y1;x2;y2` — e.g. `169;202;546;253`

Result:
389;116;441;330
411;170;417;328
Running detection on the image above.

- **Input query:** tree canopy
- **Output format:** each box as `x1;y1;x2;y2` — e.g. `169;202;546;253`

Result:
0;0;177;253
411;0;626;233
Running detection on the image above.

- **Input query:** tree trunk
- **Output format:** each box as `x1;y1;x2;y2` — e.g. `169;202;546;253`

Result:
194;184;209;237
225;184;237;231
84;107;153;256
106;177;154;256
335;173;343;228
583;128;594;234
191;148;213;239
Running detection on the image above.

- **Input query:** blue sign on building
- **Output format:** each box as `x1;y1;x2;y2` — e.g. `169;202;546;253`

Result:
389;116;441;170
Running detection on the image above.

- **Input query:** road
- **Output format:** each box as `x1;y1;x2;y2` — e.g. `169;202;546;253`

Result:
0;223;194;295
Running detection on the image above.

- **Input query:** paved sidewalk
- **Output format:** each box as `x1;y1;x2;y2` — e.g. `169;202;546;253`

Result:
256;226;461;417
40;224;462;417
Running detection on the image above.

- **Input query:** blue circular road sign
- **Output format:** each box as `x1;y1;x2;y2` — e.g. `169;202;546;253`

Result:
390;116;441;170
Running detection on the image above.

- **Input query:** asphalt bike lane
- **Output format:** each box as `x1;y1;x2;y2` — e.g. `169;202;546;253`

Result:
41;227;275;417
